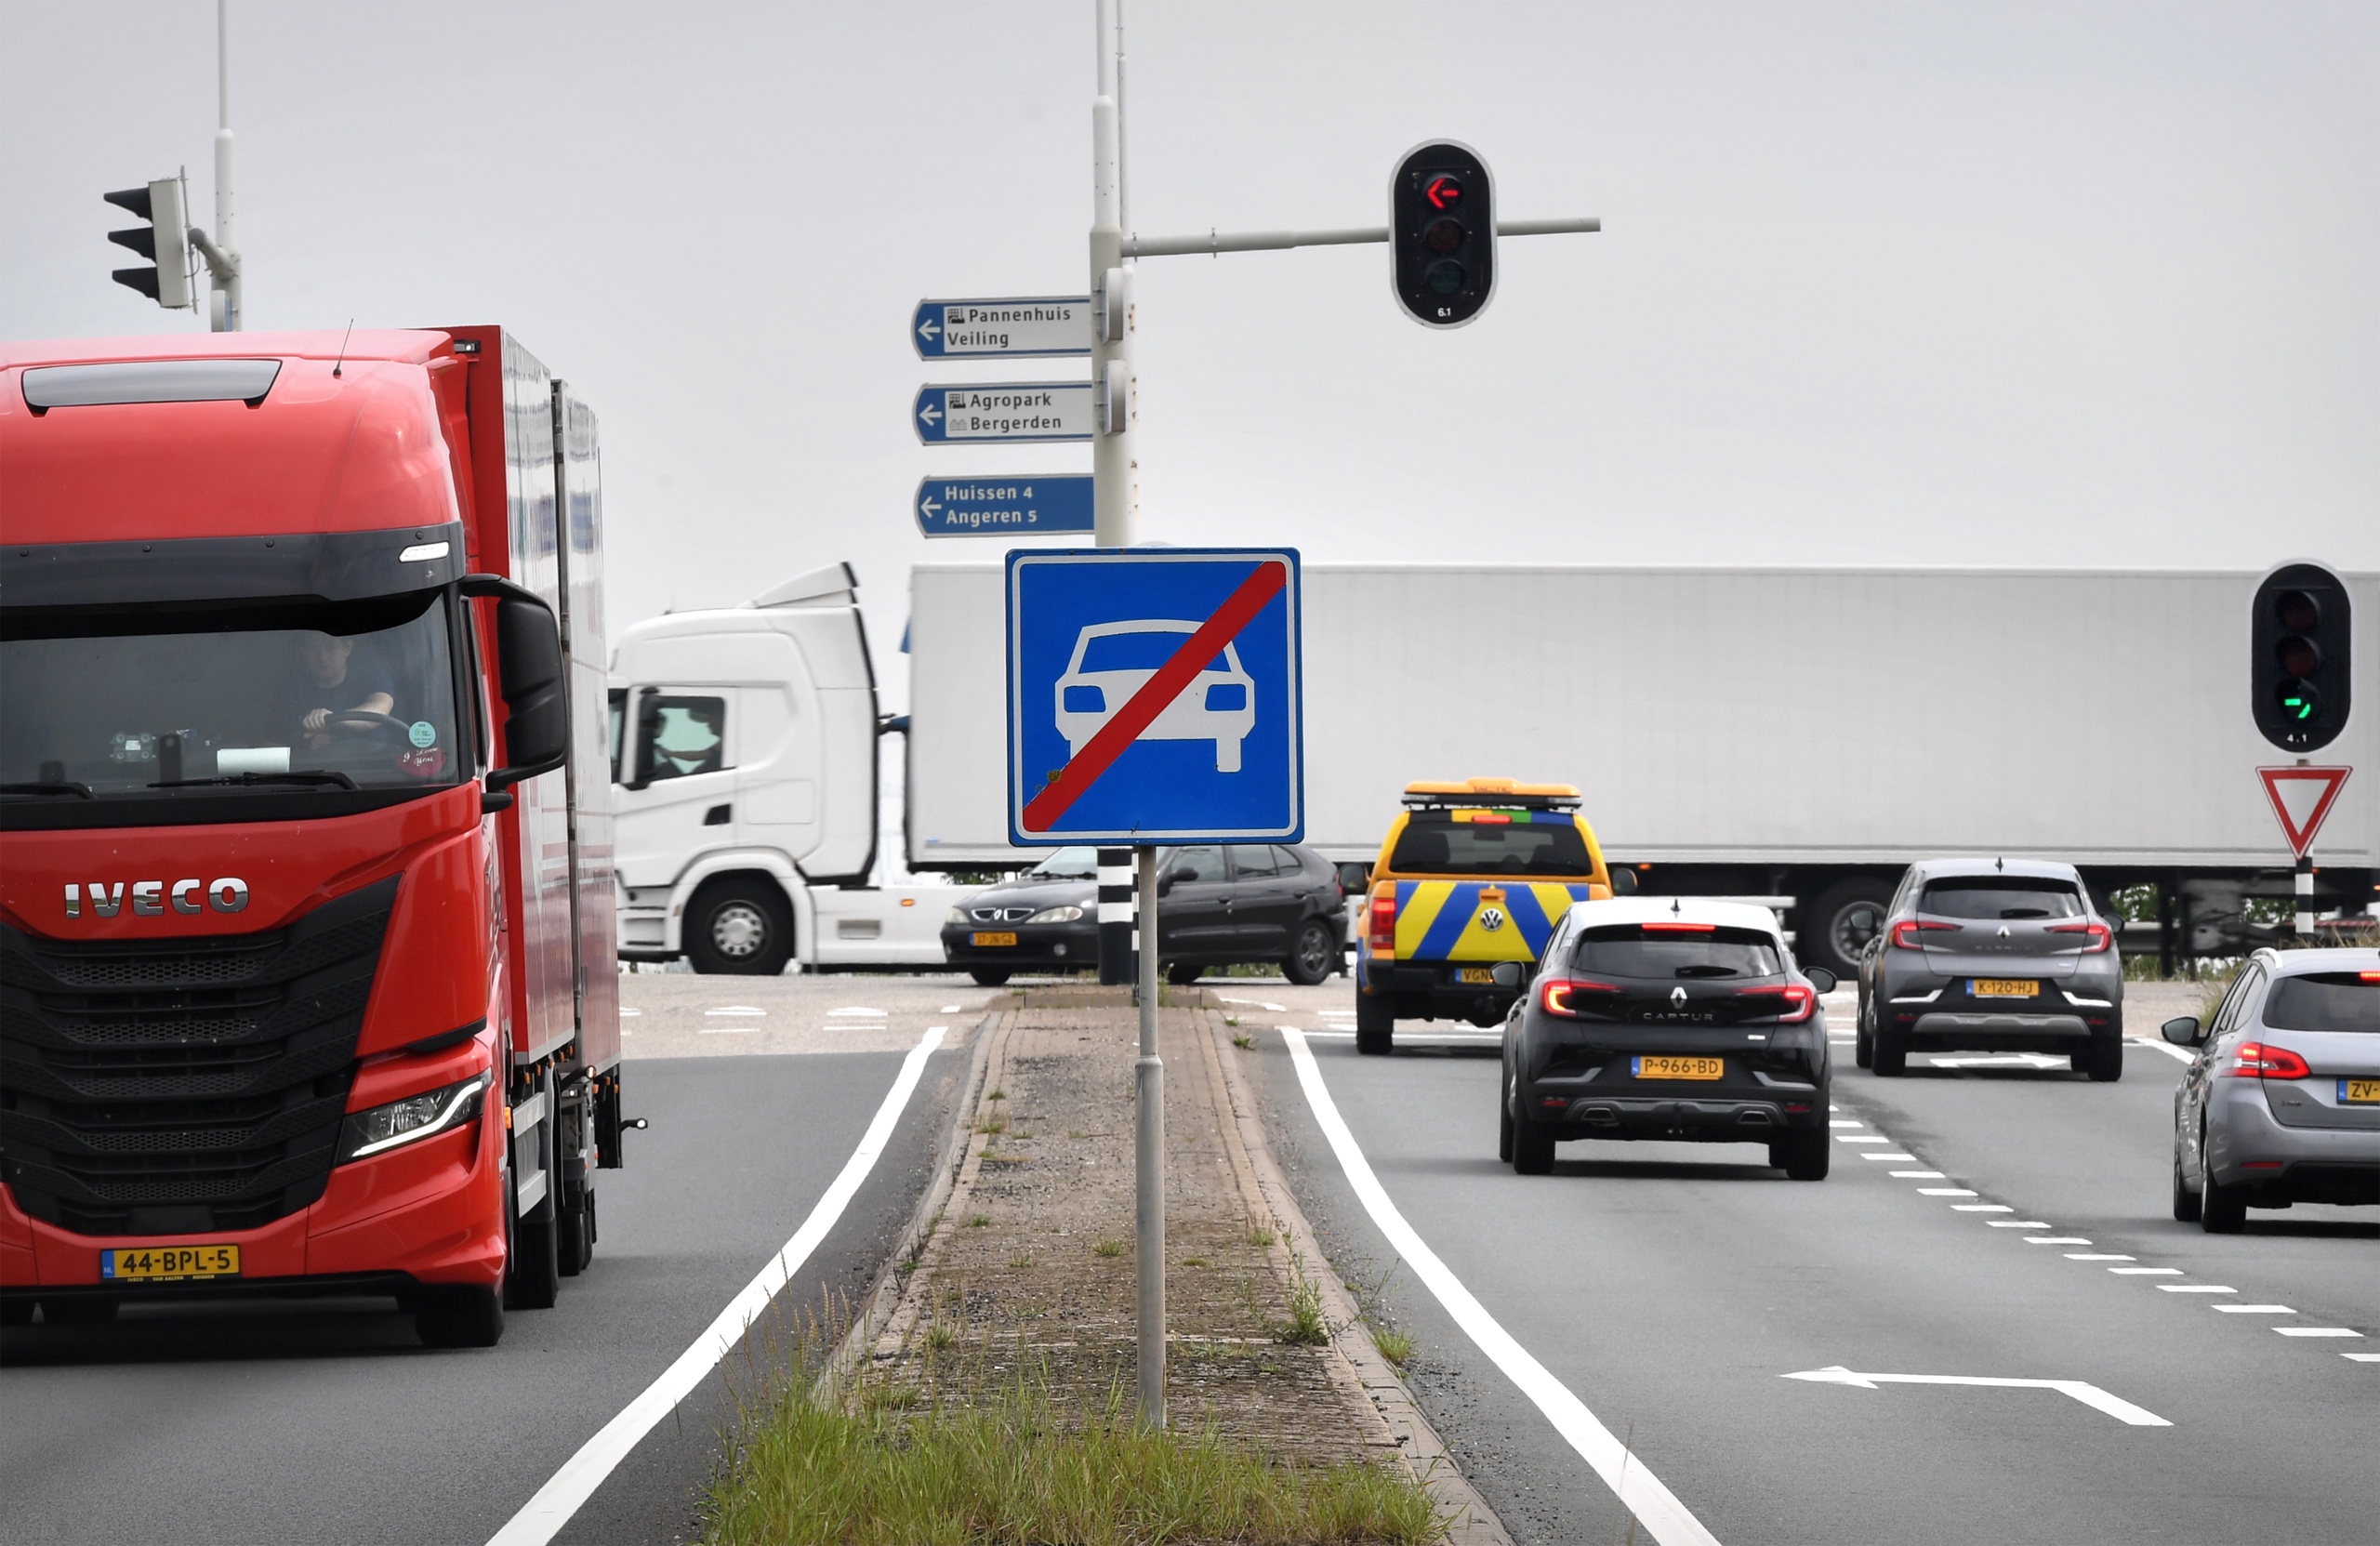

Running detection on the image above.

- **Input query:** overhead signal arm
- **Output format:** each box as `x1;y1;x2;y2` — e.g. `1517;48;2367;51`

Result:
1122;217;1598;258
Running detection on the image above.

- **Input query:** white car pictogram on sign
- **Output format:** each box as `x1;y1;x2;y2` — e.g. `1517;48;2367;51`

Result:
1054;620;1256;773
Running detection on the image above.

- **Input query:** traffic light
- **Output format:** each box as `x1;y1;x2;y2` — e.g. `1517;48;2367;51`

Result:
1391;141;1494;328
2251;561;2352;752
104;178;192;310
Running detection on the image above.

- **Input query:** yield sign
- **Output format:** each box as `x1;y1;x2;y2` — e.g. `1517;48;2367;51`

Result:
2258;765;2353;858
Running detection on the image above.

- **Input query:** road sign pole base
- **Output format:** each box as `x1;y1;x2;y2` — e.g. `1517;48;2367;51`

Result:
1134;845;1165;1429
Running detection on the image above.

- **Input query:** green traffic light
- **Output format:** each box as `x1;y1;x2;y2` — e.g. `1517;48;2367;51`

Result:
2286;696;2312;720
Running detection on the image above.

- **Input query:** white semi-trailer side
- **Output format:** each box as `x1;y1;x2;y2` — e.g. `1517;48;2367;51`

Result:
906;562;2377;975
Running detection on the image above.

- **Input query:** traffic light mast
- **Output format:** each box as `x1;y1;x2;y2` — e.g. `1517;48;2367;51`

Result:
99;0;241;329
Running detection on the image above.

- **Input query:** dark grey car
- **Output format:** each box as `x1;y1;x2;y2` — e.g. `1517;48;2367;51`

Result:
2166;947;2380;1232
1855;858;2125;1079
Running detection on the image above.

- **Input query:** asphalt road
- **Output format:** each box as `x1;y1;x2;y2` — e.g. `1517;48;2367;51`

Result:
0;980;977;1546
1237;984;2379;1546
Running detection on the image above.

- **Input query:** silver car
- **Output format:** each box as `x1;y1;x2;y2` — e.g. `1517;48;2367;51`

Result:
2167;947;2380;1233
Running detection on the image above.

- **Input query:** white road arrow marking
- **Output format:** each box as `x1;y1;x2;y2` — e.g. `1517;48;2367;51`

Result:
917;400;943;426
1782;1366;2170;1426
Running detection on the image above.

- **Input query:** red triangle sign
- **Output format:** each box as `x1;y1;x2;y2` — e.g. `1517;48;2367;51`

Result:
2257;766;2353;858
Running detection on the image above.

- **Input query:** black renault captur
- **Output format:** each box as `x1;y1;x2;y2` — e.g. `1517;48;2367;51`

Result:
1501;898;1834;1179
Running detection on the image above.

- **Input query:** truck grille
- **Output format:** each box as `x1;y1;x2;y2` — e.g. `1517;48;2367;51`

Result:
0;876;397;1236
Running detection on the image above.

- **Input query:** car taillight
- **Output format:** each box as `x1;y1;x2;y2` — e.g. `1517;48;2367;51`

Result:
1738;984;1815;1023
1540;978;1619;1017
2221;1041;2311;1079
1368;892;1396;957
1889;919;1957;950
2048;920;2112;952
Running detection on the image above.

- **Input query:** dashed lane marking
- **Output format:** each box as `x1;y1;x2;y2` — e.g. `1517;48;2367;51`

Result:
2066;1253;2135;1262
1283;1029;1724;1546
1860;1153;1918;1161
705;1006;766;1016
1782;1366;2170;1427
2110;1267;2183;1275
1952;1204;2015;1212
486;1026;948;1546
2027;1237;2094;1245
2275;1328;2363;1338
1986;1221;2052;1229
2214;1304;2296;1314
618;1008;641;1017
941;1004;962;1013
2343;1353;2380;1362
1829;1119;1864;1129
1918;1188;1978;1196
2158;1285;2238;1293
1836;1135;1891;1143
1889;1170;1948;1179
829;1007;889;1018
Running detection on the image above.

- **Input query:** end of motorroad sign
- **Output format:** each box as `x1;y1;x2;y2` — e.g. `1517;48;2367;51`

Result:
1007;548;1302;846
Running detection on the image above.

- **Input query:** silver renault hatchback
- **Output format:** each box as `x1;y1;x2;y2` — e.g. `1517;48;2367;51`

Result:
2167;947;2380;1233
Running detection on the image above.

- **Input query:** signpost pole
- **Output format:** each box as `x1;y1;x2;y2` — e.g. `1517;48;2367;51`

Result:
1134;843;1165;1428
2295;852;2315;939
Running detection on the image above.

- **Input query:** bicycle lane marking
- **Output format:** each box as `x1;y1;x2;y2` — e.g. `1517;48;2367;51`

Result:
1280;1028;1724;1546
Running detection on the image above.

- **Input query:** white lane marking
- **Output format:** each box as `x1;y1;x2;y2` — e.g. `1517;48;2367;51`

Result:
2109;1267;2182;1275
2026;1237;2093;1245
1282;1029;1722;1546
1986;1221;2053;1229
698;1025;759;1035
2158;1285;2238;1293
2066;1253;2135;1262
706;1006;766;1017
2343;1353;2380;1361
1918;1188;1978;1196
1783;1366;2169;1427
1924;1052;2069;1069
829;1007;889;1018
618;1008;642;1018
1835;1135;1890;1143
2214;1304;2295;1314
940;1004;962;1013
1829;1119;1864;1129
485;1026;948;1546
1860;1153;1918;1161
1889;1170;1947;1179
2276;1328;2363;1338
1953;1205;2014;1212
2134;1037;2196;1064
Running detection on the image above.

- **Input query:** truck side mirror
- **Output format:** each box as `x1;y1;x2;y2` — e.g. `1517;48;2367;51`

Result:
2161;1015;2201;1047
462;575;568;793
1608;867;1639;896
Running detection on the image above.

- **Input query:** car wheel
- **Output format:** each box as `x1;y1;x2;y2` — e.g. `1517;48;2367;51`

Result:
1499;1067;1516;1163
1355;990;1393;1055
1166;961;1202;986
1283;920;1337;987
416;1285;505;1348
1871;1030;1908;1077
2200;1169;2248;1234
1802;878;1896;980
684;879;794;976
2082;1040;2123;1083
2171;1152;2202;1223
1855;1001;1875;1070
969;968;1012;987
1771;1127;1831;1181
1511;1114;1556;1175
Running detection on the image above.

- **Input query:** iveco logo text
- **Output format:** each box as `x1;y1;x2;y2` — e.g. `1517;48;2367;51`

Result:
64;879;250;918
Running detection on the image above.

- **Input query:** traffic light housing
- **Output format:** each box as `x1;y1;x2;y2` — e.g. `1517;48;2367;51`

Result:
104;178;192;310
1391;141;1494;328
2251;561;2352;752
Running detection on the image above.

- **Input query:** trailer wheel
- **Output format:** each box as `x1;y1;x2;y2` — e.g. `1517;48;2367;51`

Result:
686;879;794;975
557;1184;594;1278
507;1075;562;1311
1802;878;1895;980
416;1286;504;1349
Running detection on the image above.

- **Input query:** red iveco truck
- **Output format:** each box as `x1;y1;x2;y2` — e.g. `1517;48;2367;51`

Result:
0;327;623;1346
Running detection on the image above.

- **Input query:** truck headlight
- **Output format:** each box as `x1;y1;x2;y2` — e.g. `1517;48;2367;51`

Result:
339;1074;488;1162
1026;905;1083;924
947;906;970;923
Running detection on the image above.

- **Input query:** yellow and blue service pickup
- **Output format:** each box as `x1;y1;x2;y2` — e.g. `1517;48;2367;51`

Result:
1355;779;1617;1053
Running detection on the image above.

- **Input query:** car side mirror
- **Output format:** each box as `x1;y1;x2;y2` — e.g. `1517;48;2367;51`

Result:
2161;1015;2202;1047
1805;967;1837;995
1608;866;1639;896
1490;961;1523;989
463;575;569;793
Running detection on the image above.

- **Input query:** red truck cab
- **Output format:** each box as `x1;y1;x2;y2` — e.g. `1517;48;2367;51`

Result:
0;327;621;1346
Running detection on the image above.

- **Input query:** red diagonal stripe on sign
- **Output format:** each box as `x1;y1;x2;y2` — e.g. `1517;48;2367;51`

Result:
1022;559;1288;833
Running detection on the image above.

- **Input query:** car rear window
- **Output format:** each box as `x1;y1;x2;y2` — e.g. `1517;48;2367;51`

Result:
1572;925;1782;980
1919;878;2083;920
2263;971;2380;1034
1389;813;1593;878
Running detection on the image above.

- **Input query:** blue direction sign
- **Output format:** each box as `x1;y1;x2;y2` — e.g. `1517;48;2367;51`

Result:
1007;548;1302;845
913;297;1091;359
916;477;1093;538
915;382;1093;444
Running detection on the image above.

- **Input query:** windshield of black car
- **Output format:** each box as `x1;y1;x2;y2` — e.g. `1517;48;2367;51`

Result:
2263;972;2380;1034
1025;846;1098;879
0;590;463;799
1919;879;2083;920
1572;925;1783;980
1390;812;1593;877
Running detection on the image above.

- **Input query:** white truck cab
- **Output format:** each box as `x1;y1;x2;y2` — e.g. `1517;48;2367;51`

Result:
610;564;964;974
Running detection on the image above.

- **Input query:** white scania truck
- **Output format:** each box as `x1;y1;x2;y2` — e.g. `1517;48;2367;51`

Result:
608;564;965;974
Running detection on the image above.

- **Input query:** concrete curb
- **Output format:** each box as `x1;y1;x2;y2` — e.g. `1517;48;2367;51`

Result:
1199;1007;1516;1546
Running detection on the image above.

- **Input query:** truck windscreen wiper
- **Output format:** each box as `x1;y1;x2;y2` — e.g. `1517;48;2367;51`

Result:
0;781;94;799
150;771;361;791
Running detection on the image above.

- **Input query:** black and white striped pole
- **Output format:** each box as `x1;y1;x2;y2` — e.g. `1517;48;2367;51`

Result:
1098;848;1135;985
2295;853;2316;940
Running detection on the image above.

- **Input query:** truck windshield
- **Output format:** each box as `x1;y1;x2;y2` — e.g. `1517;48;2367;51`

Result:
1389;813;1593;877
1;590;465;803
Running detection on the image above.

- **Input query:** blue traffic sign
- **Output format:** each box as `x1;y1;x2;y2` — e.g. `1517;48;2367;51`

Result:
915;382;1093;444
913;297;1091;359
1007;548;1302;845
916;477;1092;538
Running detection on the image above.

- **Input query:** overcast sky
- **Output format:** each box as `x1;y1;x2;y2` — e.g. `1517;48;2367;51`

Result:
6;0;2378;710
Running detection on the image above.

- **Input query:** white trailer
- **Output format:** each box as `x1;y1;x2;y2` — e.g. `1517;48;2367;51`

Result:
907;562;2378;975
610;564;966;974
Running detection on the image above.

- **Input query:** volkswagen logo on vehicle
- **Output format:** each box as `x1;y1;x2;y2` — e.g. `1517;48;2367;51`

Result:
1479;907;1506;932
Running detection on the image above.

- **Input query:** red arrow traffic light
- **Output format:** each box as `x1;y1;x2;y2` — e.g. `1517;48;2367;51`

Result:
1425;174;1464;210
